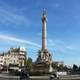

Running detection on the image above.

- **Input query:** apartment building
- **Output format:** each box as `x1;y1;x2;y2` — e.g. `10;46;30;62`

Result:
0;47;26;68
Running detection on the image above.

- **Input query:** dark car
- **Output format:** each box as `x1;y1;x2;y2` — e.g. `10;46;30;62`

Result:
20;69;31;80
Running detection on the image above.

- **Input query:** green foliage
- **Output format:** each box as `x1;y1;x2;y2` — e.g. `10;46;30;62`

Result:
26;57;33;69
73;64;78;71
58;64;64;71
52;63;69;71
52;63;58;70
78;66;80;71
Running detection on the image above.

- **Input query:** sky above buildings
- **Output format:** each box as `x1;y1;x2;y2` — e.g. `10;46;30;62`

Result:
0;0;80;65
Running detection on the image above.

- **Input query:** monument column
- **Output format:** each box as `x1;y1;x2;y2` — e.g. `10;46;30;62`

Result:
32;10;53;74
36;10;52;63
42;10;47;51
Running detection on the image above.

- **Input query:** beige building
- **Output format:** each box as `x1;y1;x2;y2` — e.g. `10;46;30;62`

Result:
0;47;26;68
0;54;4;66
53;61;64;66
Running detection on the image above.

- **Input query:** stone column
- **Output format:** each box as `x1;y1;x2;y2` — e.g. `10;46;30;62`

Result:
42;10;47;51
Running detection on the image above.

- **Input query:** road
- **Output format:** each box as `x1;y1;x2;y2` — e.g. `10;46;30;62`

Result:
0;74;49;80
58;75;80;80
0;74;80;80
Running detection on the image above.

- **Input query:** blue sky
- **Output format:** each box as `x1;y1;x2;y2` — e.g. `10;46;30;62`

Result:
0;0;80;65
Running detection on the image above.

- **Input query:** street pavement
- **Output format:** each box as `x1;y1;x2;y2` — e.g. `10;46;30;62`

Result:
0;74;80;80
0;74;49;80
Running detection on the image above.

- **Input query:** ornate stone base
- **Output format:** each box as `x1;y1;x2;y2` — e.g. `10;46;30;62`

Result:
31;49;53;75
36;49;52;63
32;62;53;73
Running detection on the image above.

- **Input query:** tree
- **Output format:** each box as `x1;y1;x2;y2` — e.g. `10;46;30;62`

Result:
26;57;33;70
58;64;64;71
78;66;80;71
73;64;78;71
52;63;58;70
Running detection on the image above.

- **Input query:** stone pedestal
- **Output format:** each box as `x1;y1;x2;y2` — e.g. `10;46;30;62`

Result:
32;62;53;73
31;49;53;74
36;49;52;63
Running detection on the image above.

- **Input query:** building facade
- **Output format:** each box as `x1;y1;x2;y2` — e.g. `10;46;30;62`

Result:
0;47;26;69
53;61;64;67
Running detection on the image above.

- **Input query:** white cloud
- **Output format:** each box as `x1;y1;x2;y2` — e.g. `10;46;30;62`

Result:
66;45;80;51
0;34;41;48
0;5;31;28
47;39;80;53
